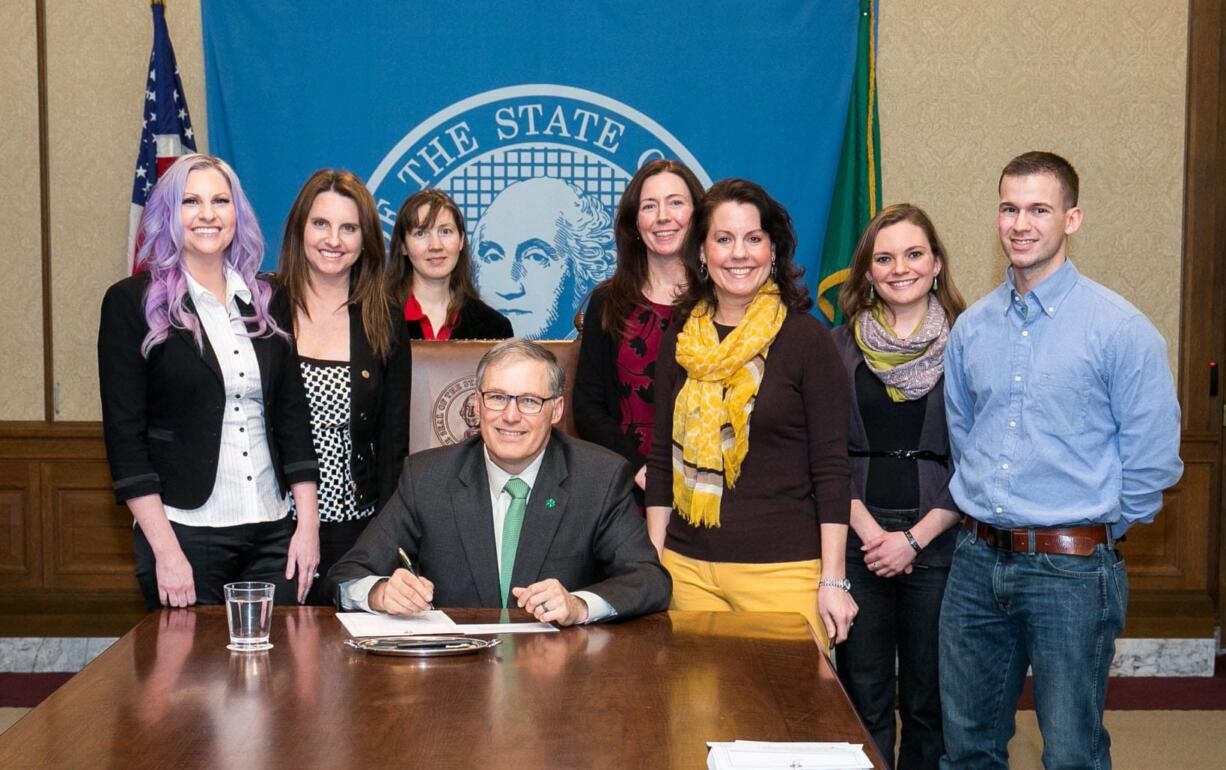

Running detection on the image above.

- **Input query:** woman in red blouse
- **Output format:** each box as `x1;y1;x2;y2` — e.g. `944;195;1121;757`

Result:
387;189;513;341
573;160;705;495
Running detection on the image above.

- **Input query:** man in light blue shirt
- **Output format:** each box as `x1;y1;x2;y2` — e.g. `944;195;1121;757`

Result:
940;151;1182;769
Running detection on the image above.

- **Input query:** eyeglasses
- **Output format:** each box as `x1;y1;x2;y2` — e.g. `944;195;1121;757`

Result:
478;390;558;415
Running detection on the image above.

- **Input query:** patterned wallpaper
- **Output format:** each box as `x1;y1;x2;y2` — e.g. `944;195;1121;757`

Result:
877;0;1188;371
0;2;1190;420
45;1;208;421
0;1;46;420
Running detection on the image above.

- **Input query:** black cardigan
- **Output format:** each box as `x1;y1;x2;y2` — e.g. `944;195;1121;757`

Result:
268;282;412;513
98;273;319;509
572;285;646;468
405;296;513;341
831;325;958;566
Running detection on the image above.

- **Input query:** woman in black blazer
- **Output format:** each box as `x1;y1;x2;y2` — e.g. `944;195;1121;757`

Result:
275;169;411;605
573;160;704;495
833;204;966;769
386;188;513;341
98;154;321;611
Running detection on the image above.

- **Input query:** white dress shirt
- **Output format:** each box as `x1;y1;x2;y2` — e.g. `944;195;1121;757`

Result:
162;268;287;527
341;445;615;622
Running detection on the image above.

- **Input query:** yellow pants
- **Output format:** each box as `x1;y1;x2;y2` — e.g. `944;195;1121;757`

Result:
661;548;828;647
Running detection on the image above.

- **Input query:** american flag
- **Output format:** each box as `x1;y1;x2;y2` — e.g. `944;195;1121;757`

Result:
127;0;197;274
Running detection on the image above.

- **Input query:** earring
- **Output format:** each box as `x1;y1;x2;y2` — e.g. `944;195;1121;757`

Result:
698;260;708;280
869;283;875;301
932;276;939;292
770;256;777;281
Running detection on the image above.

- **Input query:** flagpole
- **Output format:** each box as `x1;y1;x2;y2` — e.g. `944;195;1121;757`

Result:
815;0;883;325
127;0;197;273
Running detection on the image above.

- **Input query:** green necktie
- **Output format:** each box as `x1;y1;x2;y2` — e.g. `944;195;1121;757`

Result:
499;477;531;608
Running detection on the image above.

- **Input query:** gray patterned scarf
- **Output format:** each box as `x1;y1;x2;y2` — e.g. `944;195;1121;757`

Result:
853;295;949;402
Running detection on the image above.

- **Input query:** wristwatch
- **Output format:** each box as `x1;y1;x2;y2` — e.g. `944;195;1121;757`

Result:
819;578;852;592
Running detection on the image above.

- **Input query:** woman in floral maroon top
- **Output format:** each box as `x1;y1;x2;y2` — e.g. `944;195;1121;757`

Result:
574;160;705;497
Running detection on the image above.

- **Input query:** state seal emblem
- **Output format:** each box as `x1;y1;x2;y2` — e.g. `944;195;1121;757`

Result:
368;84;711;339
431;375;482;446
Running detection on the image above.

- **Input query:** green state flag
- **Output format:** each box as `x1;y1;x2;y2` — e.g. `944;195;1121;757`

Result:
817;0;882;325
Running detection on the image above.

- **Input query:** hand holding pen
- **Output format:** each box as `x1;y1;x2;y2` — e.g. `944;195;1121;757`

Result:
368;547;436;615
398;547;436;610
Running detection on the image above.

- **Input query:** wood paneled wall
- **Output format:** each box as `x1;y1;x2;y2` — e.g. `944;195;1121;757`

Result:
0;423;145;634
0;427;1215;637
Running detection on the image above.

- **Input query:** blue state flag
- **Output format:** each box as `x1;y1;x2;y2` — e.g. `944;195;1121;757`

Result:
202;1;859;339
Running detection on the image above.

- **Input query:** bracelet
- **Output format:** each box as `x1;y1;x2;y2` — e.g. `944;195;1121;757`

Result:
903;529;922;553
818;578;851;592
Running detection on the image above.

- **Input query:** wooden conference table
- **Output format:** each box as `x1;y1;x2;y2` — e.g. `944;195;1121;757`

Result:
0;607;884;769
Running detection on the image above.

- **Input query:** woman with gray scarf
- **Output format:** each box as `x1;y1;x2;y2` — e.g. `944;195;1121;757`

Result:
831;204;966;770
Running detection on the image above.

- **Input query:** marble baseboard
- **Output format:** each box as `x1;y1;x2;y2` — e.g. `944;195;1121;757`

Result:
0;638;118;673
1111;638;1216;677
0;636;1217;676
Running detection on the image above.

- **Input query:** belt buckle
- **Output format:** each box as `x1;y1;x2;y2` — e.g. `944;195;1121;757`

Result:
983;523;1013;552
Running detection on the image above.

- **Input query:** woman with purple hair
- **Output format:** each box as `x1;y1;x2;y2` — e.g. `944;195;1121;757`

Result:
98;154;321;610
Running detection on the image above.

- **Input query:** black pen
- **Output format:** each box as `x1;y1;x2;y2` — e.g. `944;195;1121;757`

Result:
397;547;435;610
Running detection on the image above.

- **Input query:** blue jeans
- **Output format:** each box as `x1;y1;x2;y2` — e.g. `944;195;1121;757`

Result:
938;525;1128;770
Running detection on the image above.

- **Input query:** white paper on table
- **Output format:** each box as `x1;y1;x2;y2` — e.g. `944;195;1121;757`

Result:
450;622;558;634
706;740;873;770
336;610;458;637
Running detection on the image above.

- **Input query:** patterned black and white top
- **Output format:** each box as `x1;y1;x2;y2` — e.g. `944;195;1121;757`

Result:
290;358;374;523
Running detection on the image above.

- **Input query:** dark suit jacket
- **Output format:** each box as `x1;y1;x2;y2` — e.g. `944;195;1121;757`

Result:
832;325;957;566
98;273;319;508
268;282;412;512
405;296;514;341
326;430;671;618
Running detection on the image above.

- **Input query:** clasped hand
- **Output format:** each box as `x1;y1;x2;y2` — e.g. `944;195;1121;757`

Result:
861;530;917;578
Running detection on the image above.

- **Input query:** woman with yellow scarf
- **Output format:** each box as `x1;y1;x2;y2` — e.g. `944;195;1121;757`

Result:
831;204;966;769
644;179;857;647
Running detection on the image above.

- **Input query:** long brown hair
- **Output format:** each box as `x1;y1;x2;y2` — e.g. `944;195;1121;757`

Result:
676;178;812;319
600;159;705;337
386;188;480;321
838;203;966;325
278;169;392;359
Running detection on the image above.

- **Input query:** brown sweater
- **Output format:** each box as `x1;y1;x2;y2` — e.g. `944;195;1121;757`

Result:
645;310;851;563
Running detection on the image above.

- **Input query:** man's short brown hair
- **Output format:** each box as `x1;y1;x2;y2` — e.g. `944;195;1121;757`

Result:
999;151;1079;209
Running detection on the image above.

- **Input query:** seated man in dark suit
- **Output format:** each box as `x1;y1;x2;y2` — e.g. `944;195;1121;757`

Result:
327;338;671;625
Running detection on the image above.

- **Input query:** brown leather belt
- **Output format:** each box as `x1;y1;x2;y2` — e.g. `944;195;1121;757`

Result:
962;517;1110;557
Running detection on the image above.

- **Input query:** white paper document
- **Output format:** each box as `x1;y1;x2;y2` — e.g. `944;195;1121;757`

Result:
336;610;458;637
335;612;558;637
706;740;873;770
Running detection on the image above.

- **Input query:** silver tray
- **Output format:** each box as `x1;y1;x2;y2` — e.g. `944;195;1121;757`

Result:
345;635;501;657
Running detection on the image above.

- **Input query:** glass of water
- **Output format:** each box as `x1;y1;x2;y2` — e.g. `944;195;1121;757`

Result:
224;581;275;652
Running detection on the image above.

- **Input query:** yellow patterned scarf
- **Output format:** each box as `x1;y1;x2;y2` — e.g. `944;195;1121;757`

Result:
671;282;786;527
